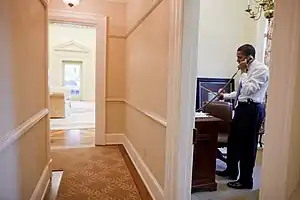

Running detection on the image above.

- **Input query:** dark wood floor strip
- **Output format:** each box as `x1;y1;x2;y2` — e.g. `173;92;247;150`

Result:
118;145;153;200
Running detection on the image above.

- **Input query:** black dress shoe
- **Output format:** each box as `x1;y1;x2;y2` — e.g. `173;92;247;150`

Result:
227;180;253;189
216;170;237;180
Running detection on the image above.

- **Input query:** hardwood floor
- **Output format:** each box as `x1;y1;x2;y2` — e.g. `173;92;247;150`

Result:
50;129;95;149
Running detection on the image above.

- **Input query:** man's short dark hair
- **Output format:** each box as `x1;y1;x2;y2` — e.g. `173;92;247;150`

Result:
237;44;256;58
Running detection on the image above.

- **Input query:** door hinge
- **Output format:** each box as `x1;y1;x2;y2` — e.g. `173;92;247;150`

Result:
193;128;198;145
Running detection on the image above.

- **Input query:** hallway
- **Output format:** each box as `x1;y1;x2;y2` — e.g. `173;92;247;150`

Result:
2;0;300;199
49;129;152;199
48;146;151;200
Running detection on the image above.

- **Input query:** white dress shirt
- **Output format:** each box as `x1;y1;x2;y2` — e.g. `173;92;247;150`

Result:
223;60;269;104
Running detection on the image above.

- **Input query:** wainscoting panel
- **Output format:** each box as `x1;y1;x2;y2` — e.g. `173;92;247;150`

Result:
0;109;50;199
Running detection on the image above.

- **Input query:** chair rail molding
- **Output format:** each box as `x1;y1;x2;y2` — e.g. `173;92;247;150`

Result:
0;109;49;153
125;100;167;127
105;98;167;127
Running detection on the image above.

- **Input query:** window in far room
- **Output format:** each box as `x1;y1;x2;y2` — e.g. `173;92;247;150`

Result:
63;60;82;100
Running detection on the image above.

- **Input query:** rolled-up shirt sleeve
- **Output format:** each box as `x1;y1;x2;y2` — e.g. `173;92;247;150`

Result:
223;91;237;99
240;67;269;96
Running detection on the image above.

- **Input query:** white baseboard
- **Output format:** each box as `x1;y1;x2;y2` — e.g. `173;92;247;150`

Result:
30;159;52;200
123;136;164;200
105;133;164;200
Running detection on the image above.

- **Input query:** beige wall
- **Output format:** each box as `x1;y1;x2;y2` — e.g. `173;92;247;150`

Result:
197;0;266;80
126;0;161;32
106;38;126;134
125;0;168;188
260;0;300;199
0;0;49;199
48;23;97;101
286;77;300;200
49;0;126;134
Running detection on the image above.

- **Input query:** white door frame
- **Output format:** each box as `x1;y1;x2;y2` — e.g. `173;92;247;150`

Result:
166;0;300;199
42;0;52;189
48;10;107;145
164;0;201;199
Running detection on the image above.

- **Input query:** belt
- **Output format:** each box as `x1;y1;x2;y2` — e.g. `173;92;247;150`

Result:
238;99;261;105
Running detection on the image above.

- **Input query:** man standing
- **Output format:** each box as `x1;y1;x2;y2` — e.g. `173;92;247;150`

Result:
217;44;269;189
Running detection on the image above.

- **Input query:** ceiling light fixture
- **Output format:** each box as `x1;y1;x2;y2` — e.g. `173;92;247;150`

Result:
62;0;81;7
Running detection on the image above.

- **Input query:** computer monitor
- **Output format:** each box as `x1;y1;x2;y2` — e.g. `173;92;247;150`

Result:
195;78;235;111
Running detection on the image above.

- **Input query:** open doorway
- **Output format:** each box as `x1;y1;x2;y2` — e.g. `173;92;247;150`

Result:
190;3;270;199
48;22;97;148
164;0;271;199
48;10;107;148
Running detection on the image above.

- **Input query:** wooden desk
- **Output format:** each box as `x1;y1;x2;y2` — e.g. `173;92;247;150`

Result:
192;116;223;192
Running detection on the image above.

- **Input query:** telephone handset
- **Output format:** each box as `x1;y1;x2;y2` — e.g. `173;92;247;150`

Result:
238;55;254;72
246;55;254;64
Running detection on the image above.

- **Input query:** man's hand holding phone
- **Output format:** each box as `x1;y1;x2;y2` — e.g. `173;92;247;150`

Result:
238;59;248;73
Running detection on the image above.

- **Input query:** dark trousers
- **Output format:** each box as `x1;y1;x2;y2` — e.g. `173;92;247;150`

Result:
226;101;265;183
